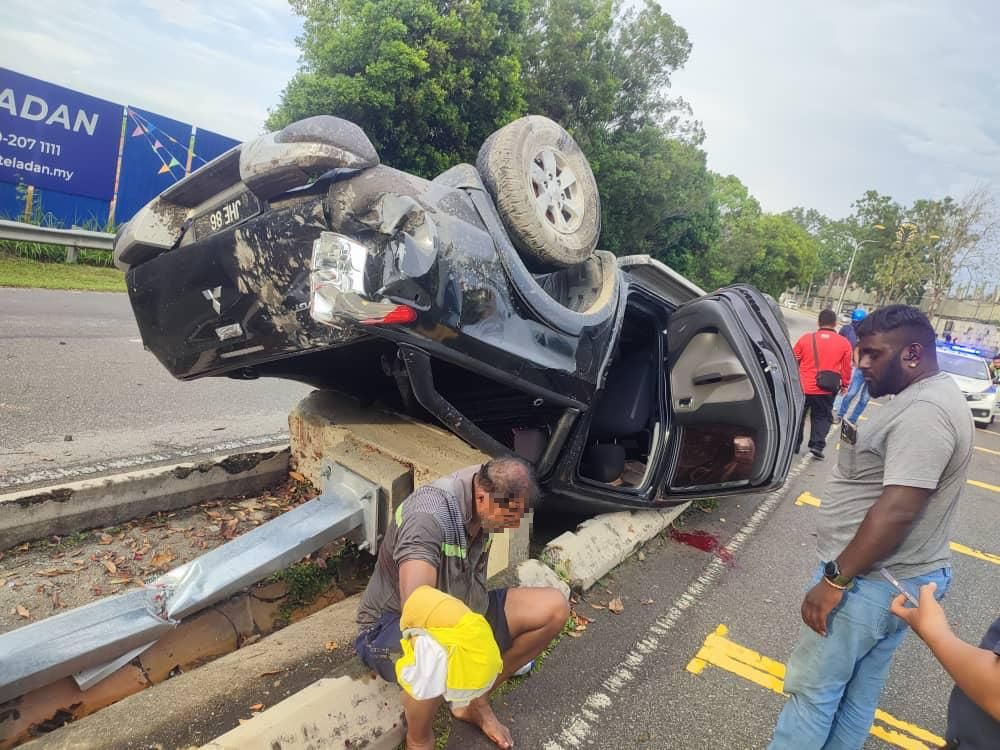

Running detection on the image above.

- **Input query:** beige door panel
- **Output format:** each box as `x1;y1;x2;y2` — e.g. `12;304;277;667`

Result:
670;332;755;414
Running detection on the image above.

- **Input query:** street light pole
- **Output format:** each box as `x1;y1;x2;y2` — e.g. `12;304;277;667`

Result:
836;237;877;313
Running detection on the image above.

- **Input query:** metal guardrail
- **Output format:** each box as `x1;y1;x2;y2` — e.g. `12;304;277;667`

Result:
0;218;115;262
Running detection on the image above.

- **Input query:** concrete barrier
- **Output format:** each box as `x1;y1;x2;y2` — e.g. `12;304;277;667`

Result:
0;448;290;551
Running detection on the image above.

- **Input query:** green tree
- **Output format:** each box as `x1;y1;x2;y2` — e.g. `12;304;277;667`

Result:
694;175;814;296
844;190;902;292
268;0;529;176
589;127;717;273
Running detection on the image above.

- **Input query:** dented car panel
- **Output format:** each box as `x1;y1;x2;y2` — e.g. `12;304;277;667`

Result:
126;164;618;403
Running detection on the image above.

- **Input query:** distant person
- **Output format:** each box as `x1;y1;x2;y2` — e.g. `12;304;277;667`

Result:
944;333;953;343
792;309;853;459
891;585;1000;748
834;308;871;425
768;305;974;750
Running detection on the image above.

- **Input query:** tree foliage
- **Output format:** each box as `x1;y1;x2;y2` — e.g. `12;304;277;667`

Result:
268;0;529;177
694;174;815;296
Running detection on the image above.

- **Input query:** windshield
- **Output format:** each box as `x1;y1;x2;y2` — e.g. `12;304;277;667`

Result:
938;351;991;381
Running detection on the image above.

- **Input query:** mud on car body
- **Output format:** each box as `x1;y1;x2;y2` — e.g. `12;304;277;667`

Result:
115;115;804;514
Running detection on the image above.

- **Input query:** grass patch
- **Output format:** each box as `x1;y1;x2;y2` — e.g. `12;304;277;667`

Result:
273;543;371;620
0;253;126;292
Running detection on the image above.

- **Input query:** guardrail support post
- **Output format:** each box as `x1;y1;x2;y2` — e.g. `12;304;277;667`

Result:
66;243;79;264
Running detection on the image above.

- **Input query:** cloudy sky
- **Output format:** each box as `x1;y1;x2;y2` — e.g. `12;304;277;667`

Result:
2;0;997;218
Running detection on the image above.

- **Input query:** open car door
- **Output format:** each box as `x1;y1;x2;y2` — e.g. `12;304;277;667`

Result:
660;284;803;500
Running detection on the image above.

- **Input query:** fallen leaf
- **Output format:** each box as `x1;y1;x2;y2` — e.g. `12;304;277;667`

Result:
150;551;177;570
249;703;264;711
205;510;223;520
637;551;646;561
98;534;114;545
566;630;584;638
289;471;306;482
103;560;118;575
324;641;339;651
16;605;29;619
259;669;284;677
16;543;29;552
590;603;606;610
108;578;131;585
0;578;6;587
641;598;655;605
37;568;70;577
608;597;624;614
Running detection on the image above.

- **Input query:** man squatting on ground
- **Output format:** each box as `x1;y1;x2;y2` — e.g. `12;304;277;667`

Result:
769;305;974;749
354;456;569;750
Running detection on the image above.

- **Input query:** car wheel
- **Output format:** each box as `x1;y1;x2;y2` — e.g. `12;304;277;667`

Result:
477;116;600;270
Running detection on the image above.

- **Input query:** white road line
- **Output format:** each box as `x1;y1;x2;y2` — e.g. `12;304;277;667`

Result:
541;454;812;749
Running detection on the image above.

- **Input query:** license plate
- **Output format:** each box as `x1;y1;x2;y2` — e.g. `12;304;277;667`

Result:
193;191;261;239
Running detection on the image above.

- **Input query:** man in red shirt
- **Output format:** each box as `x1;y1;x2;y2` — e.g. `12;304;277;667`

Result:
792;309;853;459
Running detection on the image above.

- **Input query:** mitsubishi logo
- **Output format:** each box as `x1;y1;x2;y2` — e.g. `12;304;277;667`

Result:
202;286;222;315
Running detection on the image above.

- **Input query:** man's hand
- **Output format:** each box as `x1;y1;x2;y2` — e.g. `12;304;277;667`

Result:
890;582;951;645
801;580;844;636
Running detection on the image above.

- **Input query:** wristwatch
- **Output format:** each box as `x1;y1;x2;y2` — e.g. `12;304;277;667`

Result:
823;560;853;589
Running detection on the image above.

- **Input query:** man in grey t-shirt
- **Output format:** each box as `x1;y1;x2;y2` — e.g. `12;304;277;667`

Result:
354;457;569;750
770;305;974;750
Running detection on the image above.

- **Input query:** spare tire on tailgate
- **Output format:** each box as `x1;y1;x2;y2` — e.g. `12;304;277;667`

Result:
476;116;601;271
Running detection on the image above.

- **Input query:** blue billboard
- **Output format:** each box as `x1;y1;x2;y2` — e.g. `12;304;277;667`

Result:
0;68;240;228
0;68;123;201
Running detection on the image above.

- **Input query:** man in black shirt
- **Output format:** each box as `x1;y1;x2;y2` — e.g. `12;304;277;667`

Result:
891;583;1000;748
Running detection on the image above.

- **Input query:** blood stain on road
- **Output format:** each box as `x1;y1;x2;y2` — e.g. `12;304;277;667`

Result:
668;528;734;565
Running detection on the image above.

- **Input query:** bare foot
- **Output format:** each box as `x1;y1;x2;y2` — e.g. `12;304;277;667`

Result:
405;737;435;750
452;698;514;749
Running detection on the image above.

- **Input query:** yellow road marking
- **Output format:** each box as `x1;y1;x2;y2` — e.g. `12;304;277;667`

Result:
794;494;1000;565
686;625;944;749
975;445;1000;457
948;541;1000;566
967;479;1000;493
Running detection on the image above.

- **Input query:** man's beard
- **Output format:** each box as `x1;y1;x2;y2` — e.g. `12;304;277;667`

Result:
867;354;906;398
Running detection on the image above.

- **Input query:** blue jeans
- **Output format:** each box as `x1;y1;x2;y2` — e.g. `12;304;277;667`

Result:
769;565;951;750
836;369;870;423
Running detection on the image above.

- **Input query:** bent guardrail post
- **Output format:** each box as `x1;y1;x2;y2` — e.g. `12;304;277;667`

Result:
0;463;379;702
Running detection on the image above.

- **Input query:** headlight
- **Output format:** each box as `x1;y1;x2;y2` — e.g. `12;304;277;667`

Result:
966;391;994;402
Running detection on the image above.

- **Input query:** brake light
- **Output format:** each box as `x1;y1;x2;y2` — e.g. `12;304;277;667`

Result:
360;305;418;325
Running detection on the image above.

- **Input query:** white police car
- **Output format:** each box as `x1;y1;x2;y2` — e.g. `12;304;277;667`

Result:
937;344;998;427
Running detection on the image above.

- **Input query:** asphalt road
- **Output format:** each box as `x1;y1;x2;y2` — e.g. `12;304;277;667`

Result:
446;306;1000;750
0;287;311;489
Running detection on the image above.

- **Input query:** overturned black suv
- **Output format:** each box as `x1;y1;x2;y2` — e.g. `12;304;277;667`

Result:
114;115;803;513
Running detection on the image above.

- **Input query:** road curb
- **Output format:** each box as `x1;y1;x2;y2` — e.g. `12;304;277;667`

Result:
541;503;691;591
0;447;290;551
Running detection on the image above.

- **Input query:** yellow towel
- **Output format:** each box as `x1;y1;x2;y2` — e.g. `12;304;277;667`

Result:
395;586;503;705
